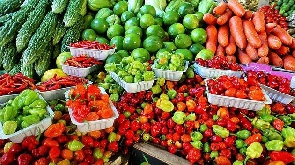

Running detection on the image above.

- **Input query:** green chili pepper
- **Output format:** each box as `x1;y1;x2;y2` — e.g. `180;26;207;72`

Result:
239;147;247;156
284;136;295;148
172;111;186;124
213;125;229;138
265;140;284;151
16;115;23;127
282;126;295;139
167;89;177;99
109;93;119;102
203;142;211;153
29;108;47;117
256;106;271;116
259;114;277;122
22;114;40;125
262;128;283;141
236;130;251;140
210;151;219;158
3;105;18;122
185;113;196;121
233;160;243;165
262;136;269;143
21;121;30;128
24;90;40;106
251;117;270;130
49;100;58;106
199;124;207;133
0;109;4;123
2;121;17;135
93;148;103;159
289;113;295;120
246;142;263;159
151;84;162;94
22;106;31;115
191;131;203;142
68;140;85;151
11;96;23;110
213;115;219;121
156;78;165;86
279;116;294;126
236;139;247;149
191;141;203;149
29;99;47;109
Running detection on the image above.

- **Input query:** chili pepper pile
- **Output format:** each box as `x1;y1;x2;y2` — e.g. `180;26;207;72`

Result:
70;41;115;50
0;73;36;96
196;56;243;71
259;5;288;31
36;75;88;92
64;55;103;68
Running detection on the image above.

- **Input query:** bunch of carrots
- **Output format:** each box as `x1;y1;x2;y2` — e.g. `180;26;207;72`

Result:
203;0;295;70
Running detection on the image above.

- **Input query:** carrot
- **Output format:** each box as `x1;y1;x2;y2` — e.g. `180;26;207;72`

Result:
256;56;269;64
267;34;282;50
258;32;269;57
203;13;217;25
265;23;277;34
225;34;237;55
269;51;283;67
243;11;253;20
217;10;233;25
243;20;262;48
252;11;265;33
237;49;252;64
290;38;295;49
283;55;295;71
271;26;293;45
213;2;227;15
227;0;246;17
274;45;290;56
246;44;259;60
226;55;236;63
206;25;218;53
218;25;229;47
229;16;247;49
216;44;226;57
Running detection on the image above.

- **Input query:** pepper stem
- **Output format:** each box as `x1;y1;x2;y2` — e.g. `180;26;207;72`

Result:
36;127;42;141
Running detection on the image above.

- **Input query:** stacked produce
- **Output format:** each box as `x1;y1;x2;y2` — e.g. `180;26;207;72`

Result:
258;5;288;31
273;0;295;17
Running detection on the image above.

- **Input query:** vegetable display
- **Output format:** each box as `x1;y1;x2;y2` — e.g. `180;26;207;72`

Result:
70;40;115;50
196;55;243;71
64;55;102;68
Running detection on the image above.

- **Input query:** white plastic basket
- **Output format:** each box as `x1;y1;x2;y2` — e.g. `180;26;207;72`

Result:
110;72;154;93
69;47;115;61
152;61;189;81
0;94;18;104
0;95;54;143
260;84;295;104
193;63;244;79
62;64;98;77
205;79;272;111
38;86;75;101
67;87;118;133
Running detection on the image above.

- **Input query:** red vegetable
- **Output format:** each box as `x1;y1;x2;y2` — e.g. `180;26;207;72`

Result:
270;151;295;164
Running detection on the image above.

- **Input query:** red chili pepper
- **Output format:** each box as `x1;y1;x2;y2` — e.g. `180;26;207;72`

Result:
272;119;284;131
42;138;59;148
21;134;41;150
270;151;295;164
245;133;262;145
44;123;66;138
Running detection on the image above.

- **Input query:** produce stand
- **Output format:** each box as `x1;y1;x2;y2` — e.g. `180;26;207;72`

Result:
1;0;295;164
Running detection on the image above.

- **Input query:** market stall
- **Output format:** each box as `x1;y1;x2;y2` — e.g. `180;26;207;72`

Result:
0;0;295;164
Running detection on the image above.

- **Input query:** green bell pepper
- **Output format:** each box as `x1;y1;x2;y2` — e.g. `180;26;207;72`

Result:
236;130;251;140
0;109;4;123
67;140;85;151
191;141;203;149
21;121;30;128
22;114;40;125
236;139;247;149
282;126;295;139
191;131;203;141
203;142;211;152
262;128;283;141
265;140;284;151
2;105;18;122
289;113;295;120
284;136;295;148
213;125;229;138
29;108;47;117
246;142;263;159
142;71;154;81
29;99;47;109
167;89;177;100
2;121;17;135
259;114;277;122
251;117;270;130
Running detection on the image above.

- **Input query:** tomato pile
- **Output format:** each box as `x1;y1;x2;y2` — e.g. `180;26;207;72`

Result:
196;56;243;71
70;41;115;50
64;55;102;68
258;5;288;31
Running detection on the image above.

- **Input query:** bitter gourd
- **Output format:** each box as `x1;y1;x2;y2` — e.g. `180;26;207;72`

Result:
22;11;57;65
52;18;67;46
2;43;17;72
21;58;34;78
9;63;21;75
0;12;15;25
61;15;84;52
35;44;52;76
51;0;69;14
63;0;83;27
0;0;24;17
16;0;48;52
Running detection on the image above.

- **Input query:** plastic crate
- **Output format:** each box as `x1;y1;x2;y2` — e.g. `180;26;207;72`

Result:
62;64;98;77
152;61;189;81
0;94;18;104
205;79;272;111
0;95;54;143
110;72;154;93
67;87;118;133
69;47;115;61
260;84;295;104
38;86;75;101
193;63;244;79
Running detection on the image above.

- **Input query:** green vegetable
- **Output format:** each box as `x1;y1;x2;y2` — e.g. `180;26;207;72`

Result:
95;8;113;19
2;105;18;122
2;121;17;135
185;113;196;121
29;108;47;117
251;117;270;130
93;148;103;159
20;61;34;78
21;114;40;128
2;42;17;72
0;0;23;17
265;140;284;151
282;126;295;139
235;139;247;149
52;19;67;45
80;0;87;16
24;90;39;106
203;142;211;152
210;151;219;158
145;0;167;16
128;0;144;14
88;0;113;11
104;63;117;73
212;125;229;138
198;0;216;14
233;160;243;165
151;84;162;94
284;136;295;148
236;130;251;140
142;71;154;81
12;90;30;110
0;13;15;25
22;106;31;115
123;75;133;83
16;0;48;53
172;111;186;124
256;106;271;116
165;0;185;12
259;114;277;122
9;63;21;75
239;147;247;156
63;0;83;27
110;93;119;102
167;89;177;99
246;142;263;159
68;140;85;151
191;141;203;149
262;128;283;141
199;124;207;133
156;98;174;112
279;115;293;126
51;0;69;14
106;14;121;26
191;131;203;141
35;44;52;76
185;67;195;78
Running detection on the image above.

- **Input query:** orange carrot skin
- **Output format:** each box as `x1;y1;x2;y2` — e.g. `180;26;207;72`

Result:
226;34;236;55
203;13;217;25
229;16;247;49
217;10;233;25
243;20;262;48
274;45;290;56
206;25;218;53
213;2;227;15
237;49;252;64
252;12;265;33
267;34;282;50
265;23;277;34
246;44;259;60
243;11;253;20
216;44;225;57
272;26;293;45
269;51;283;67
226;55;236;63
283;55;295;71
257;56;269;64
227;0;246;17
258;32;269;57
218;25;229;47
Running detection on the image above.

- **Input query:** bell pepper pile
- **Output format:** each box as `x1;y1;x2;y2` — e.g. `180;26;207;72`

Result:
36;75;88;92
70;40;115;50
0;73;36;96
66;84;114;122
64;55;103;68
153;51;187;71
0;89;49;135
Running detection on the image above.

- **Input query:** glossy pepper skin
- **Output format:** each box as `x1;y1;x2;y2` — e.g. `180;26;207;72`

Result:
11;89;31;109
167;89;177;99
67;140;85;151
246;142;263;159
284;136;295;148
191;131;203;142
265;140;284;151
17;153;32;165
282;126;295;139
251;117;270;130
259;114;277;122
235;130;251;140
29;99;47;109
21;114;40;128
235;139;247;149
23;90;39;106
2;121;17;135
1;105;18;122
44;122;65;138
28;108;47;117
262;128;283;141
22;134;41;150
279;115;293;126
212;125;229;138
270;151;295;164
